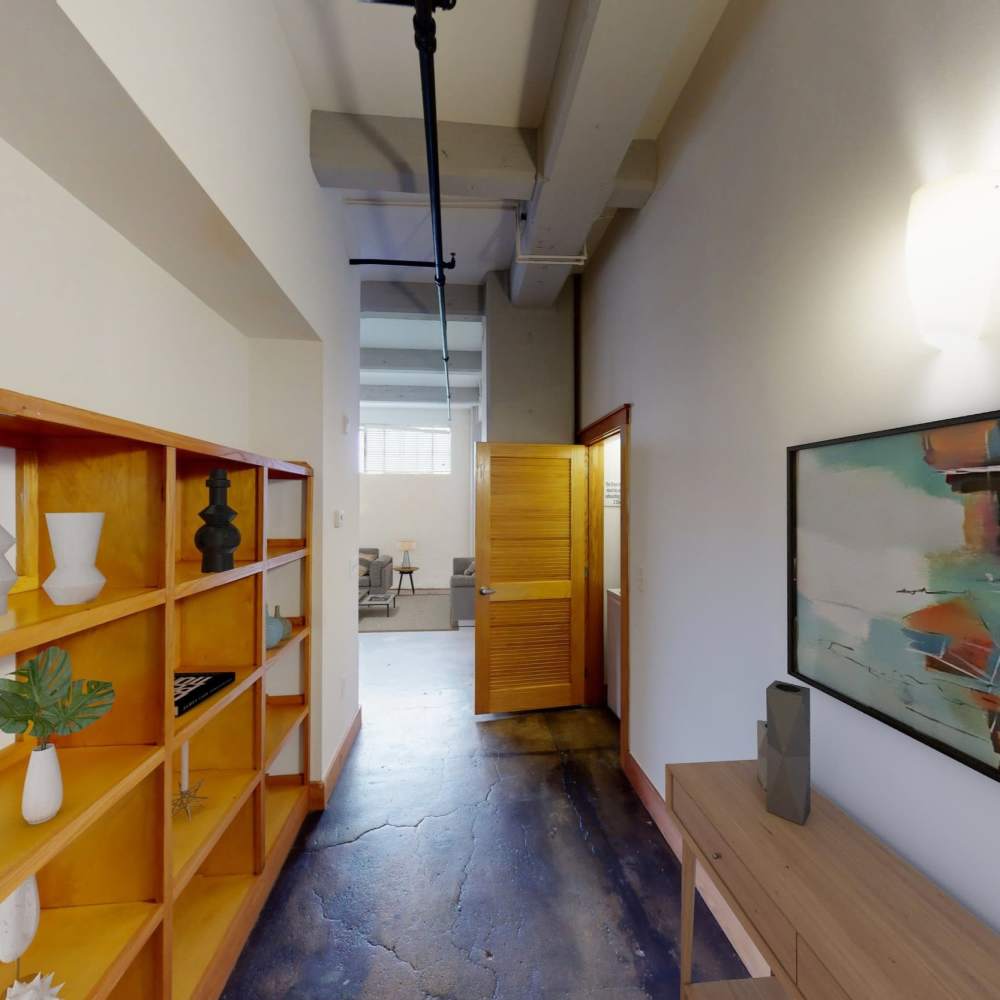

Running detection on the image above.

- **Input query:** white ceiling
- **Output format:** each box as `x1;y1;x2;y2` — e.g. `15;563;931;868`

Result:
361;317;483;351
275;0;569;129
280;0;721;287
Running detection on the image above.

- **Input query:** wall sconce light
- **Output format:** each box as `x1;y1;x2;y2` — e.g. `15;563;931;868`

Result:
906;172;1000;349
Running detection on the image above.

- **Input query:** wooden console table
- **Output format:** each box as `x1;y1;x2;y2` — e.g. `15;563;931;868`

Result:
667;761;999;999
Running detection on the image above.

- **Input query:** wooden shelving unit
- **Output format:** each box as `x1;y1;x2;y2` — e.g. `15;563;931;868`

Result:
0;389;315;999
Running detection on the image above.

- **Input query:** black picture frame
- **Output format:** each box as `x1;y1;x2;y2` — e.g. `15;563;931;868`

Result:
787;406;1000;784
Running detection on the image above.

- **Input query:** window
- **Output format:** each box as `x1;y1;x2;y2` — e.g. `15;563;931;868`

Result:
359;425;452;475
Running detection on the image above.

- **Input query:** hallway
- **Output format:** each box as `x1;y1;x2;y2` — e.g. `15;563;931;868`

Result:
224;630;746;999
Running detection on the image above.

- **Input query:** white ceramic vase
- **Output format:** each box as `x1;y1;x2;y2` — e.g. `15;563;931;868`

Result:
0;526;15;616
0;874;39;964
22;745;62;826
42;513;105;606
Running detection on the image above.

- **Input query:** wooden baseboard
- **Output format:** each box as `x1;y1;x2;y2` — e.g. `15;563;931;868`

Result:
308;707;362;811
622;752;770;978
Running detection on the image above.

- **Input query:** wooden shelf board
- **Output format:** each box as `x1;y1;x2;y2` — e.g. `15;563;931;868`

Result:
267;464;311;480
173;666;262;745
173;874;257;1000
0;388;312;476
264;782;307;857
264;702;307;769
0;587;166;658
174;560;263;600
265;543;308;569
0;745;162;902
264;623;309;667
172;769;260;897
684;980;788;1000
0;900;162;999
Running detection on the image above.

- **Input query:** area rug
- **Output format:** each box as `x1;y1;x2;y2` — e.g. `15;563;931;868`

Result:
359;592;453;633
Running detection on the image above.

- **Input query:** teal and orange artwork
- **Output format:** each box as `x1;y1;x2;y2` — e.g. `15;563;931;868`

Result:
792;415;1000;778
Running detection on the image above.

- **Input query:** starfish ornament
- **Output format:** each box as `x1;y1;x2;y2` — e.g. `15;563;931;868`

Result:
171;779;207;820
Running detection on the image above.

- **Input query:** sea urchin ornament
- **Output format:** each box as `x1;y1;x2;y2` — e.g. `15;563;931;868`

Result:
6;972;63;1000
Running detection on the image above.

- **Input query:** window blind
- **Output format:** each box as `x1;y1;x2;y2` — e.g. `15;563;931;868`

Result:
359;425;452;475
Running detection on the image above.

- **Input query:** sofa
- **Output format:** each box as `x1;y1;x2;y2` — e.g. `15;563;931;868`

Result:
359;547;393;595
450;557;476;627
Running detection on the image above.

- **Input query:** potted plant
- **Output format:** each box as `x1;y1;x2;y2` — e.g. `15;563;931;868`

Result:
0;646;115;825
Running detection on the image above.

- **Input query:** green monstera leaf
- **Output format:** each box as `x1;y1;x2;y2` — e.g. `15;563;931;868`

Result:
20;646;72;709
51;678;115;735
0;646;114;747
0;679;39;736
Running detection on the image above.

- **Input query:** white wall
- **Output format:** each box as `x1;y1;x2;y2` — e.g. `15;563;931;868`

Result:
484;272;575;443
581;0;1000;929
360;406;473;589
0;138;250;445
54;0;361;779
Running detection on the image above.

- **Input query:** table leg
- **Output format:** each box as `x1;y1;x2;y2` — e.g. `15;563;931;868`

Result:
409;572;416;595
396;575;403;596
680;840;695;990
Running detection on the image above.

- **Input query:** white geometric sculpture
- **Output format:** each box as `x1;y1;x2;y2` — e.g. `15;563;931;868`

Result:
0;525;15;616
42;513;105;606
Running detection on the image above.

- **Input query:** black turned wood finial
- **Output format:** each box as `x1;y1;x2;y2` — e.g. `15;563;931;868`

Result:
195;468;241;572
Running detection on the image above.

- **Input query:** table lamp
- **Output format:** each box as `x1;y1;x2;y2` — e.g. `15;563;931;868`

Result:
399;540;416;567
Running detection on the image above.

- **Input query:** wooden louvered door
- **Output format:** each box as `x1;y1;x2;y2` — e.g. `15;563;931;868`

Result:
474;443;587;714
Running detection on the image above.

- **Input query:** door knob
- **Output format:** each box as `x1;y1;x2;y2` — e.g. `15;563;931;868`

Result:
479;587;496;596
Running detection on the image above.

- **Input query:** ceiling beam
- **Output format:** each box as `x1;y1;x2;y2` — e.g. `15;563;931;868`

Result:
361;385;479;406
361;281;484;320
313;111;535;201
0;1;319;341
361;349;481;375
312;111;655;209
510;0;728;306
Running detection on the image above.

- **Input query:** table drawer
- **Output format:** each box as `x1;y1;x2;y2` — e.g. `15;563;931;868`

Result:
673;778;797;978
797;937;849;1000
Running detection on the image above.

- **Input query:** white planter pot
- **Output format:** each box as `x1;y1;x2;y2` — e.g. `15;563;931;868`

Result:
0;874;39;964
22;745;63;826
42;513;105;606
0;525;15;616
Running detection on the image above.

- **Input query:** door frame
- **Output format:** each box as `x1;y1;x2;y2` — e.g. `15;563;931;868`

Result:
578;404;631;765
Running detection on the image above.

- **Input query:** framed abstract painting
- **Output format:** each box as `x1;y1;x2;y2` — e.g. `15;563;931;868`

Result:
789;410;1000;782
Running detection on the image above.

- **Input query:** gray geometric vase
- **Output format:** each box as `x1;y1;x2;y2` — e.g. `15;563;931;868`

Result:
765;681;810;825
756;720;768;789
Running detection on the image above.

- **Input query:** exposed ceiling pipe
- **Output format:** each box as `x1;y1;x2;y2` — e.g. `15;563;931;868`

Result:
358;0;457;417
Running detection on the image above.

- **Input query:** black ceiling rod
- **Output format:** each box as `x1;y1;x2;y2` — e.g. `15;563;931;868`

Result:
413;0;455;418
362;0;457;417
348;253;456;269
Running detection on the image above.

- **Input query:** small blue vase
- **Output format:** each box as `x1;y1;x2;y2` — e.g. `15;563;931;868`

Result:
265;606;285;649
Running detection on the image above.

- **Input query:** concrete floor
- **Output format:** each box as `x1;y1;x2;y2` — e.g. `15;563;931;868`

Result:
223;629;746;999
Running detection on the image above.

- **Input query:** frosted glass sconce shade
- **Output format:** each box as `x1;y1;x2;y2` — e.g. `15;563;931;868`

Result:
0;526;15;616
42;513;106;606
906;172;1000;348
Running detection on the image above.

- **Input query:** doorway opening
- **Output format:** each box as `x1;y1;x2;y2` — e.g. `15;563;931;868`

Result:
580;405;631;763
357;314;484;634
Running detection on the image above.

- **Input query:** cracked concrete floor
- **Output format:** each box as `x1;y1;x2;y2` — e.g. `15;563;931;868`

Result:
223;629;747;999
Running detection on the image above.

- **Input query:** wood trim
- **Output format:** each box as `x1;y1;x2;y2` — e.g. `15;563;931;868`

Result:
578;404;630;757
621;752;770;978
578;403;631;445
584;442;605;705
308;707;362;811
